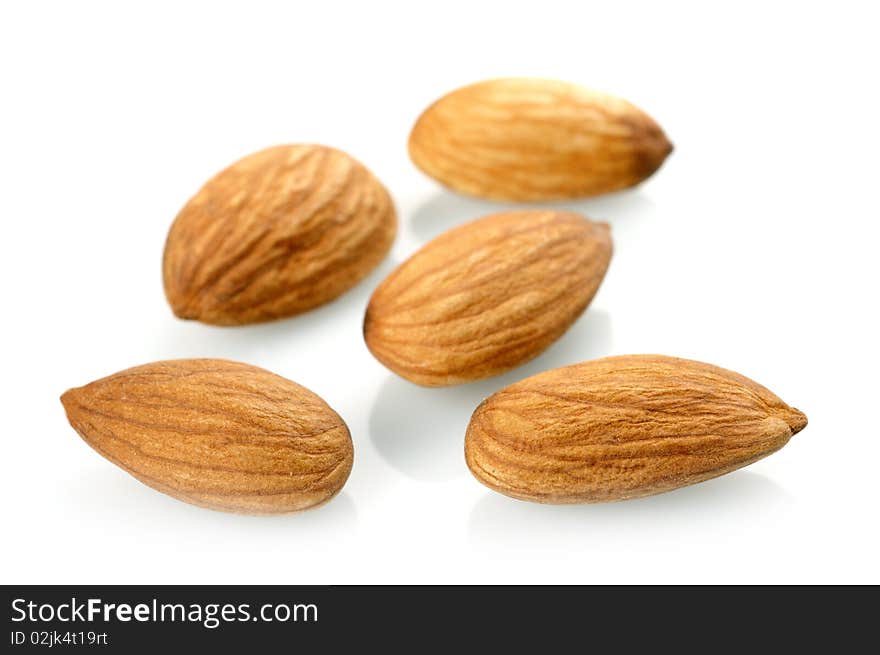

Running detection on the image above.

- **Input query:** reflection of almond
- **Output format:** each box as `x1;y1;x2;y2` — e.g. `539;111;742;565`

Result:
61;359;353;514
163;144;396;325
364;210;612;386
466;355;807;503
409;78;672;201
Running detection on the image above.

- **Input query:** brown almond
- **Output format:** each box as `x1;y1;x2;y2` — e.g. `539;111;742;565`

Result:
364;210;612;386
465;354;807;503
408;78;672;201
163;144;396;325
60;359;353;514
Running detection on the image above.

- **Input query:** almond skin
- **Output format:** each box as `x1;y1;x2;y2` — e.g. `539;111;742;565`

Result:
364;210;612;386
465;355;807;503
163;144;396;325
408;78;672;201
60;359;353;514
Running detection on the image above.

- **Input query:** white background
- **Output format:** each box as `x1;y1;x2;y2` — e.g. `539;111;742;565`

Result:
2;1;877;584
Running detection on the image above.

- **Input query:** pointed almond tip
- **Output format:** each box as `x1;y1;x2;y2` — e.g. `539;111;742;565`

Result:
171;303;198;321
165;289;199;321
60;387;78;413
591;220;612;236
786;407;808;435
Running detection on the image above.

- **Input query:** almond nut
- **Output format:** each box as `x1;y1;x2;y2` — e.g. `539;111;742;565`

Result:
163;144;396;325
61;359;353;514
465;354;806;503
364;210;612;386
409;78;672;201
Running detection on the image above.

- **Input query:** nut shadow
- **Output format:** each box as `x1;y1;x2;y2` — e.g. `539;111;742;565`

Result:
147;255;401;364
60;464;358;536
408;188;657;244
468;470;792;545
368;309;612;481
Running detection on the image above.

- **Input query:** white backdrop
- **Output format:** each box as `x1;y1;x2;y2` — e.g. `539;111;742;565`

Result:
2;0;877;584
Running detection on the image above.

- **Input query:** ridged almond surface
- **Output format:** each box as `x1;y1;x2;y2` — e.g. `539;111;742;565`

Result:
163;144;396;325
465;355;807;503
364;210;612;386
409;78;672;201
61;359;353;514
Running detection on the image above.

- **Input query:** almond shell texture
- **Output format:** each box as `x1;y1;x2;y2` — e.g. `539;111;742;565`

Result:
408;77;673;201
465;354;807;503
61;359;353;514
364;210;613;386
163;144;397;325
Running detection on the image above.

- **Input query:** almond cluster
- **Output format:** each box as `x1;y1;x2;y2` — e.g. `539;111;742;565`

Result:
62;77;806;514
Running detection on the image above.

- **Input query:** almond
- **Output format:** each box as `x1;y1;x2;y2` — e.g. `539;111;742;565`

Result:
60;359;353;514
408;78;672;201
465;355;806;503
364;210;612;386
163;144;396;325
